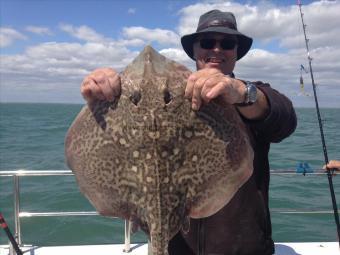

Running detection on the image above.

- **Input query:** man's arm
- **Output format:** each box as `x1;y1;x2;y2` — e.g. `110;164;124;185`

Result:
242;82;297;143
232;79;270;121
184;69;296;143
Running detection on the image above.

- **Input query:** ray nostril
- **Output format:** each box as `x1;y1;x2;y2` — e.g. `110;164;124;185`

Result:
130;91;141;106
164;90;173;104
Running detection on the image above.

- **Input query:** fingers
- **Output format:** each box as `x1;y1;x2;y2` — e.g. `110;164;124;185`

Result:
81;68;121;104
191;77;208;110
324;160;340;171
185;69;220;99
108;72;121;97
81;78;105;103
204;81;228;101
184;73;196;100
329;160;340;169
323;160;340;177
187;76;215;110
185;69;232;110
102;68;121;97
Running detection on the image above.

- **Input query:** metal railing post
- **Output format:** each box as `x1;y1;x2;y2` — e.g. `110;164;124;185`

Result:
13;175;21;245
123;220;131;252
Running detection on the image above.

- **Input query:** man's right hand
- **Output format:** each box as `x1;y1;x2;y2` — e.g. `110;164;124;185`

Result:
81;67;121;105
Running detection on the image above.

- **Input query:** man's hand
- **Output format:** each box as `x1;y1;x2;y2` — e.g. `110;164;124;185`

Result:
81;68;121;105
323;160;340;175
184;68;245;110
184;68;269;120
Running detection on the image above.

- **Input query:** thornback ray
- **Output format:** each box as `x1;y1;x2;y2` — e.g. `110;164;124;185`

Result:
65;45;253;255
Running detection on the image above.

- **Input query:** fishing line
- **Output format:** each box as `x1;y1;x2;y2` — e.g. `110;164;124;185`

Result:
297;0;340;246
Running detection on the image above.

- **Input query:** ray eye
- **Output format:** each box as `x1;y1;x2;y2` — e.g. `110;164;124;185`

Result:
130;91;141;106
164;90;173;104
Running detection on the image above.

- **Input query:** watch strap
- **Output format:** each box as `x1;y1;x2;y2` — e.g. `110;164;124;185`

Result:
235;81;257;107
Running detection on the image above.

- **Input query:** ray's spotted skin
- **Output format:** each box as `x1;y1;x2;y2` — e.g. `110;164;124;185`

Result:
65;46;253;255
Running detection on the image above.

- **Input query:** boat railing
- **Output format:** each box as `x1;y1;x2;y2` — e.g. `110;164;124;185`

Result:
0;169;332;254
0;170;134;255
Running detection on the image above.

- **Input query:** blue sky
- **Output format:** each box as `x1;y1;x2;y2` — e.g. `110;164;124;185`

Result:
1;0;339;107
1;0;315;53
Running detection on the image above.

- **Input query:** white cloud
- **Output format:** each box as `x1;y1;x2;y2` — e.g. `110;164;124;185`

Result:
0;27;27;47
115;38;146;47
160;48;194;69
127;8;136;14
0;25;147;94
122;26;180;46
59;24;110;43
0;40;138;103
175;0;340;107
177;1;340;49
1;41;135;76
25;26;53;36
234;44;340;108
0;1;339;106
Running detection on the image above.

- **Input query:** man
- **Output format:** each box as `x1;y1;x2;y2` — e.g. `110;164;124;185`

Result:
81;10;296;255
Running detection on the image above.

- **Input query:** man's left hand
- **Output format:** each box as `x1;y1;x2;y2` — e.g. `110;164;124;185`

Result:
184;68;245;110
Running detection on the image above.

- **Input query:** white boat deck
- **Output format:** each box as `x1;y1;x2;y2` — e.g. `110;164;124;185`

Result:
0;242;339;255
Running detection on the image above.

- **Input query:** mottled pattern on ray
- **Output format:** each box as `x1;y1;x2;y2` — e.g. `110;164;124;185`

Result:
65;46;253;255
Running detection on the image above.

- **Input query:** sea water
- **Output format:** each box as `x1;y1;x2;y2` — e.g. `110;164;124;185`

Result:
0;103;339;245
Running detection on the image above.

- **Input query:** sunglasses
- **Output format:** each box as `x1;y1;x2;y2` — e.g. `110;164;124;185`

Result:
199;38;237;50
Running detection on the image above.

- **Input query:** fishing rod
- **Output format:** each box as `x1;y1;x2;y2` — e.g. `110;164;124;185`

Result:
0;212;23;255
297;1;340;245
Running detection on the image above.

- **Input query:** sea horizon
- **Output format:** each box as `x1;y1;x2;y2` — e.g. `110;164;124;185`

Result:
1;101;339;109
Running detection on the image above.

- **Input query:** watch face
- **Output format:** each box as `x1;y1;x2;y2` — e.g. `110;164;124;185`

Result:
246;82;257;103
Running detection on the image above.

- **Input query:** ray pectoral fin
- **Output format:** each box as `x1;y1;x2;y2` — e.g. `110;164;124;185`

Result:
84;190;119;217
186;137;254;219
189;163;253;218
181;215;191;234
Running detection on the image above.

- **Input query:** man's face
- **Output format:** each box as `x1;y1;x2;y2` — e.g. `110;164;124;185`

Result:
193;32;238;74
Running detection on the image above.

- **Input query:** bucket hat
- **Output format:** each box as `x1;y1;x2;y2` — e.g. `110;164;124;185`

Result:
181;10;253;60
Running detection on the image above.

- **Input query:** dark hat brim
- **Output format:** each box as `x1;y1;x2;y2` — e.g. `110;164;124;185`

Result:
181;26;253;61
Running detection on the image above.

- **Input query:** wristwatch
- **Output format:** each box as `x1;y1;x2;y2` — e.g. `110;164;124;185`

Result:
235;81;257;106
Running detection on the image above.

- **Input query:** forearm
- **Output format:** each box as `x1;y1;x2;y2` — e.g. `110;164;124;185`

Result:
236;87;270;120
240;82;297;143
